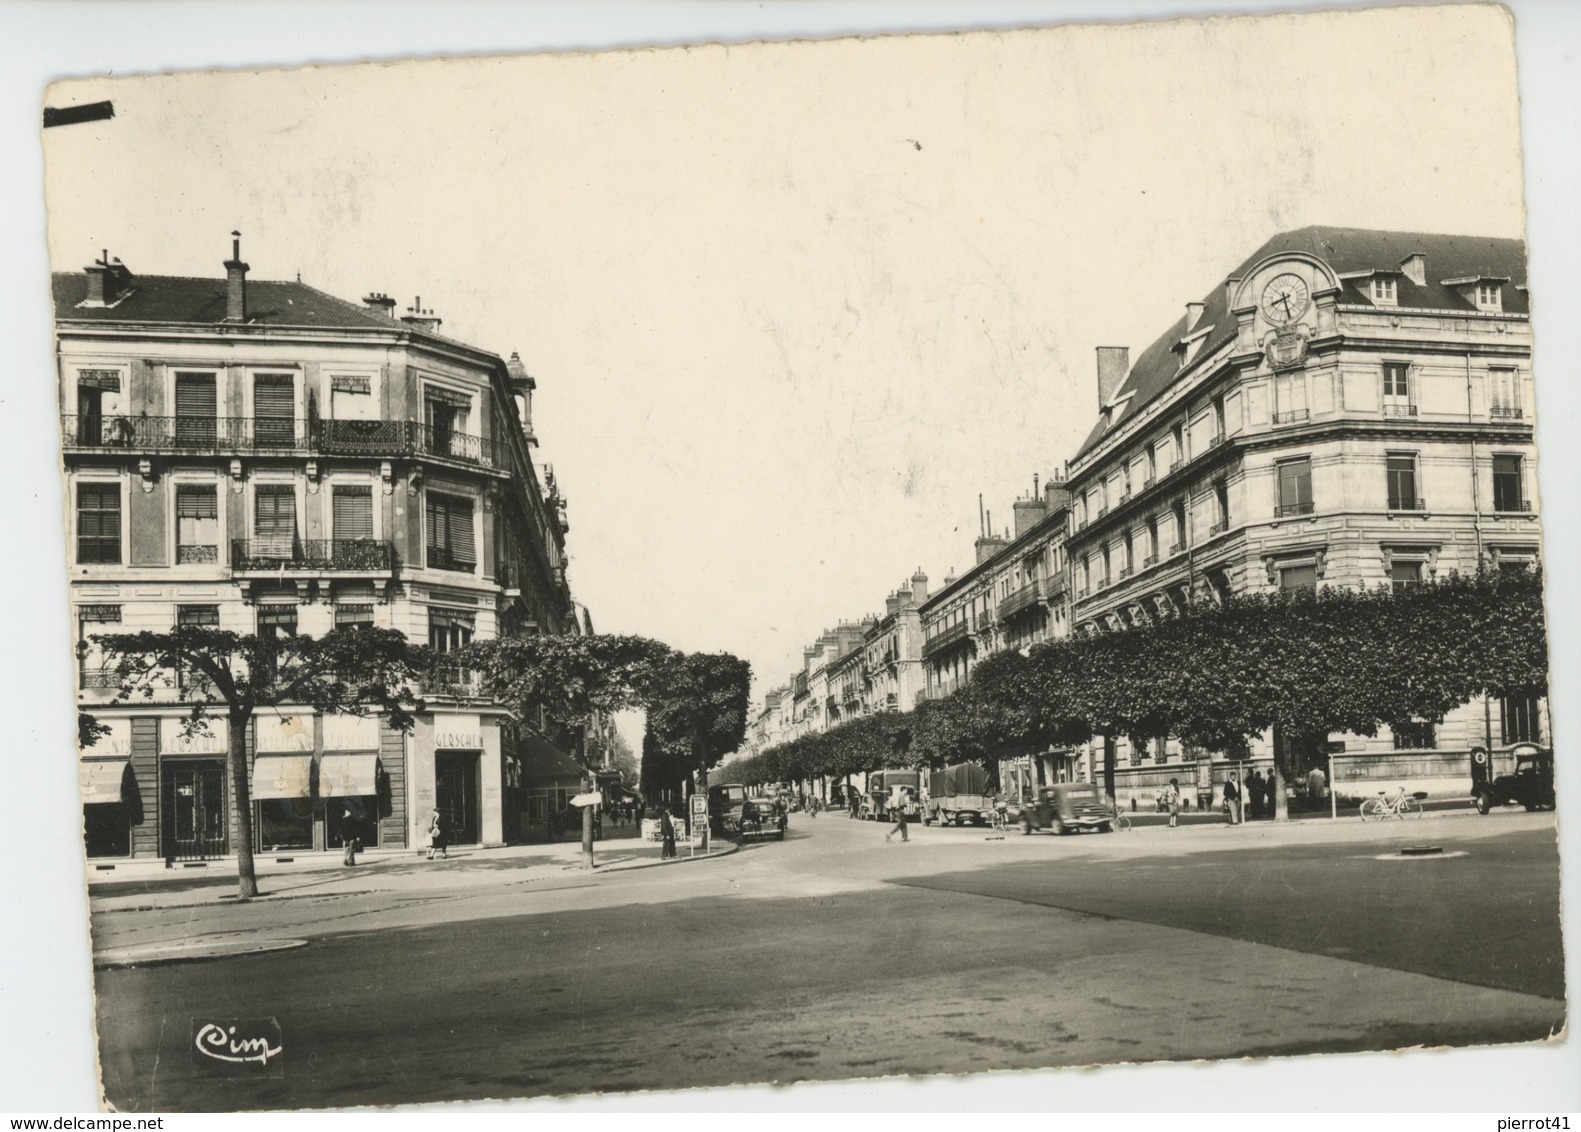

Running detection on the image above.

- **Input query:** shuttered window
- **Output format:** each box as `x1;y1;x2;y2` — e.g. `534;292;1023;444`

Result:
174;373;217;446
254;486;297;558
332;486;374;542
175;484;220;563
76;484;121;564
426;493;475;571
253;374;295;446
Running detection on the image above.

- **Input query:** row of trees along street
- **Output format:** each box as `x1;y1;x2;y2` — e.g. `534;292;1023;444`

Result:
82;628;751;898
731;568;1548;822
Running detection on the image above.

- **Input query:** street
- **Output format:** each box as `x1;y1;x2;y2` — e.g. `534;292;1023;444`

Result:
90;809;1565;1111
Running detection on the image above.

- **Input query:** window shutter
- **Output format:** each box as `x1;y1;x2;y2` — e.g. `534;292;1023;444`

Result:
176;484;218;520
254;486;297;551
333;486;374;541
175;374;217;417
449;497;476;563
254;375;294;419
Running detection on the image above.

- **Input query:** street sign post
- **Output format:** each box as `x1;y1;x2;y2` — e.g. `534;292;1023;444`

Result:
689;793;709;854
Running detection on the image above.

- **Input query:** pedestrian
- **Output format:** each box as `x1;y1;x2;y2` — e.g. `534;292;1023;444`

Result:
659;805;677;859
1307;763;1328;804
849;792;860;819
885;793;912;843
341;806;359;866
1223;773;1241;825
1248;769;1265;820
1162;778;1181;829
426;808;448;859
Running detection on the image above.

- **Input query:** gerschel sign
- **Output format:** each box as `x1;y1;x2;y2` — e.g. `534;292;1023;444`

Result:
255;713;314;752
323;713;379;751
160;717;228;754
432;714;482;750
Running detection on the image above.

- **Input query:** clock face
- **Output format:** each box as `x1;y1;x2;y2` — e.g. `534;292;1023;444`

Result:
1260;272;1311;324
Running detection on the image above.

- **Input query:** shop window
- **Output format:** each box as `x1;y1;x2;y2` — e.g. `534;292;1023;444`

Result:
257;798;314;852
258;604;298;641
76;483;121;564
1501;694;1543;745
175;484;220;563
327;794;381;850
334;604;375;630
84;803;131;858
1392;721;1437;750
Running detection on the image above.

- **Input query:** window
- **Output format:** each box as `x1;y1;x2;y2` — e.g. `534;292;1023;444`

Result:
253;374;295;447
424;390;471;459
329;375;375;420
257;604;298;640
1144;442;1157;484
175;484;219;563
1211;394;1226;440
1489;367;1521;419
178;605;219;627
1386;454;1421;510
426;492;477;571
1080;555;1091;595
335;604;375;630
1100;545;1111;586
1146;516;1160;563
428;608;475;653
174;372;217;447
1171;422;1185;467
1121;530;1134;576
76;483;121;564
253;485;298;559
1276;457;1313;517
1171;499;1187;552
1212;480;1229;532
1371;276;1397;304
332;485;375;543
1501;694;1543;745
1274;370;1308;423
1476;282;1502;310
1279;564;1317;592
77;604;121;688
1392;721;1436;750
1382;363;1414;416
1492;455;1525;512
1390;561;1422;592
75;369;123;446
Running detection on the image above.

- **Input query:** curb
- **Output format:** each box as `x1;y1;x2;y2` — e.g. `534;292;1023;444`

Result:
596;839;742;873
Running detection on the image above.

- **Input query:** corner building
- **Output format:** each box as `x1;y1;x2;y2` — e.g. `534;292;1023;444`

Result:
1063;226;1544;805
61;240;577;865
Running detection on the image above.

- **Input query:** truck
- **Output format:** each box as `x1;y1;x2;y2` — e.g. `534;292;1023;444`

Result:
859;769;921;820
924;762;997;826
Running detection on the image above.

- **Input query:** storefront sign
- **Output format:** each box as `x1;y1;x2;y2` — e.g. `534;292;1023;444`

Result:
79;717;131;758
256;713;314;753
160;716;227;754
432;714;482;750
323;713;379;752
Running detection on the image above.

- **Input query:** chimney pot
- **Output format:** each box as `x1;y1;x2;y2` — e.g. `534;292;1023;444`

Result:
223;230;249;322
363;292;398;316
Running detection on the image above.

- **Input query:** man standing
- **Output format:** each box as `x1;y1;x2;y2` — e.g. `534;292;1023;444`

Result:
1307;764;1328;806
1223;773;1242;825
1248;770;1265;821
659;805;677;859
1162;778;1181;829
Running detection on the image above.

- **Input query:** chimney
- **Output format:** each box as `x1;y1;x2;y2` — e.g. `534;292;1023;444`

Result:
223;231;249;322
363;292;398;317
911;567;929;604
507;351;537;443
1096;346;1130;404
400;296;443;334
1185;301;1206;332
886;593;901;616
943;567;958;587
1013;495;1050;537
1043;469;1073;512
975;510;1008;563
1401;253;1426;287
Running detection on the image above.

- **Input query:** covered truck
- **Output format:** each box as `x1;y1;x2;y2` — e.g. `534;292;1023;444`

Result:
859;769;921;820
924;763;996;826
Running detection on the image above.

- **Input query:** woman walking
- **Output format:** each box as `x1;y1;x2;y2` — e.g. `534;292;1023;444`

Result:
426;808;448;860
1162;778;1181;829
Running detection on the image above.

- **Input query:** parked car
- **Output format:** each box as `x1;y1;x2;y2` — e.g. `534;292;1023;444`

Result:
1020;782;1114;834
737;794;788;841
1473;744;1555;814
707;783;749;836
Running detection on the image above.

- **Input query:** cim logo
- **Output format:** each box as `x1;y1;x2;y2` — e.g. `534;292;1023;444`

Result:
191;1017;284;1077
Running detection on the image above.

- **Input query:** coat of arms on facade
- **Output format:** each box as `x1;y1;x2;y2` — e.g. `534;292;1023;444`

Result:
1265;326;1310;370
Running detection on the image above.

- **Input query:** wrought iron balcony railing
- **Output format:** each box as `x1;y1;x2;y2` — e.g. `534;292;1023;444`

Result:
922;619;972;658
997;577;1048;621
1208;433;1227;448
1275;501;1315;518
1489;406;1525;420
1493;498;1532;514
1142;553;1159;568
426;545;477;573
1382;404;1418;418
1272;409;1309;425
79;666;119;690
64;414;503;468
1387;498;1428;512
1168;541;1185;556
1168;459;1182;473
232;538;395;572
421;662;485;700
1208;519;1229;537
1119;565;1134;579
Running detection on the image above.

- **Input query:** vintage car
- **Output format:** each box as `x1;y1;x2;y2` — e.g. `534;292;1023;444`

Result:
1020;782;1114;834
1473;745;1556;814
707;783;749;836
736;794;789;841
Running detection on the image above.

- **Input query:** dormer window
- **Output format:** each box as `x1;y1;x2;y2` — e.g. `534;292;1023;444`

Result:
1476;282;1502;311
1371;276;1397;305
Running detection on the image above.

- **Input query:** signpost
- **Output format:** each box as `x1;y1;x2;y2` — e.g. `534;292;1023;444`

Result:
689;793;709;855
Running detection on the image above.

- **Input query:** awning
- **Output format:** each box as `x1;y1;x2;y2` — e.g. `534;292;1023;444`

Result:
252;753;313;801
79;760;129;805
319;753;380;799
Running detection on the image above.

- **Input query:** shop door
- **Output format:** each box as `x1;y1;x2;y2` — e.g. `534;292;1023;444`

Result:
435;752;481;846
161;760;228;860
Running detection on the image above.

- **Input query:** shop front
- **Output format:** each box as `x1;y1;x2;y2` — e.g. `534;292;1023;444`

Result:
409;712;505;848
254;713;316;853
79;718;136;859
321;713;386;850
159;716;230;861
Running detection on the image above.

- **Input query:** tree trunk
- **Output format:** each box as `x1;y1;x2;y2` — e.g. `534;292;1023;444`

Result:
581;774;596;869
229;709;258;899
1271;727;1289;823
1102;736;1117;806
695;729;709;853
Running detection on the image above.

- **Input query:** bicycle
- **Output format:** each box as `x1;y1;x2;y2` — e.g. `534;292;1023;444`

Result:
1107;807;1132;833
1358;785;1424;821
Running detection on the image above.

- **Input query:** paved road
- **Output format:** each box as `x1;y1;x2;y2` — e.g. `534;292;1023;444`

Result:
90;809;1565;1111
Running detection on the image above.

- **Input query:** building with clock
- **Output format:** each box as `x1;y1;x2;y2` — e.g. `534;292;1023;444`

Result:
1062;225;1543;807
61;235;580;867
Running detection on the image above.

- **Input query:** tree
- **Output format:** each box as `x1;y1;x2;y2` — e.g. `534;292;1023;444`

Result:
642;652;752;851
90;627;426;899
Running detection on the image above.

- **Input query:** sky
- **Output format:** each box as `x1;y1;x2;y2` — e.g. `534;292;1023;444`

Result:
38;4;1527;708
8;0;1581;1116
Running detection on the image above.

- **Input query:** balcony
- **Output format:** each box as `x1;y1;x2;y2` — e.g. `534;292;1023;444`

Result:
1489;406;1525;420
1142;475;1156;490
1077;517;1089;530
79;666;119;690
1387;498;1428;512
997;578;1048;621
1275;502;1315;518
1272;409;1309;426
1142;553;1159;568
1493;498;1532;515
1119;565;1134;579
1382;404;1418;418
421;662;485;701
64;414;503;469
425;546;477;573
1168;541;1186;556
922;620;972;658
1119;489;1132;504
232;538;395;573
1208;520;1228;537
1097;504;1110;518
1168;460;1183;474
1074;585;1090;600
1208;433;1227;448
